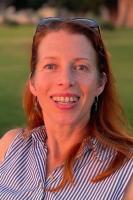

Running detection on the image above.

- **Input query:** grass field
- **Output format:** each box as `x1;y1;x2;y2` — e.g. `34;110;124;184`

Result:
0;25;133;136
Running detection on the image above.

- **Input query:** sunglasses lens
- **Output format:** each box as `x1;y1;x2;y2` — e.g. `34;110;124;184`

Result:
38;18;63;26
72;18;98;28
37;17;100;35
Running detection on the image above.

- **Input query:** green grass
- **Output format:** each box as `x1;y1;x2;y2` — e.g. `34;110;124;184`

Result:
103;29;133;128
0;25;133;136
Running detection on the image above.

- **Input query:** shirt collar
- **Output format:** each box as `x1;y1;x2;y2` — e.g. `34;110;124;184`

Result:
31;126;47;144
31;126;116;161
83;137;116;161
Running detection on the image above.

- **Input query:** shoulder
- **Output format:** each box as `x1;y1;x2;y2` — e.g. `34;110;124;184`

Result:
0;129;20;162
122;175;133;200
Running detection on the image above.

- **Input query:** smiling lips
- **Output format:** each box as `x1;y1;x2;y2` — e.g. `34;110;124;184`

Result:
50;94;80;109
52;96;79;103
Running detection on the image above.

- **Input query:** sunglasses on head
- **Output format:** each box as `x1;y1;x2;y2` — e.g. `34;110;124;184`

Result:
36;17;101;35
35;17;104;66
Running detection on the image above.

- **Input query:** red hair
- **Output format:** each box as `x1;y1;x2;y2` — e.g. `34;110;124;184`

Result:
23;21;133;191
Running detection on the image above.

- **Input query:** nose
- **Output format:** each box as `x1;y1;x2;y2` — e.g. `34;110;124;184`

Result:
57;67;75;88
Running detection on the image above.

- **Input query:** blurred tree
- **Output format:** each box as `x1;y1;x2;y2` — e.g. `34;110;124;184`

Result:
103;0;117;8
117;0;133;27
56;0;103;13
103;0;118;22
0;0;13;11
102;0;133;27
12;0;47;10
0;0;118;12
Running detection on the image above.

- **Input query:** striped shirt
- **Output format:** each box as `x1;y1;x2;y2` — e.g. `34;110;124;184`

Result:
0;126;133;200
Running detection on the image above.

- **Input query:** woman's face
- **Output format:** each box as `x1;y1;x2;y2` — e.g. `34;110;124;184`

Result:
30;30;105;128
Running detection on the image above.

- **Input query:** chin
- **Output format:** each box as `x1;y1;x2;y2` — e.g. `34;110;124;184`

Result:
54;116;81;126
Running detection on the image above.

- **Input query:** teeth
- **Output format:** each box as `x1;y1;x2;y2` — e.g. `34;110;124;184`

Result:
65;97;69;102
70;97;74;102
52;96;79;103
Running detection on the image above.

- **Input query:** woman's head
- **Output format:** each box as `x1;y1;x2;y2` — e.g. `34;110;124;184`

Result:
24;18;119;134
29;29;106;130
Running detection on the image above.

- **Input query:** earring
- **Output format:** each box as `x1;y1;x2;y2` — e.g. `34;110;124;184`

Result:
34;96;39;112
94;96;98;112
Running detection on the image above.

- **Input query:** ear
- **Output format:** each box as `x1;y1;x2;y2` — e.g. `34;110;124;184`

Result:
29;78;37;96
96;72;107;96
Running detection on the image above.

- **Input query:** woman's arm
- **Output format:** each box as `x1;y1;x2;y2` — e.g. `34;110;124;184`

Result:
122;175;133;200
0;129;19;162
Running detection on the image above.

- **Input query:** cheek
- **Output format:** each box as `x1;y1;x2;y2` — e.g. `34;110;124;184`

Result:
34;77;49;97
81;74;99;91
81;77;99;103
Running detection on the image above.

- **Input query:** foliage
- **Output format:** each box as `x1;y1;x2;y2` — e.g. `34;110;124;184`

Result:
56;0;103;13
103;0;118;9
12;0;46;10
1;0;118;13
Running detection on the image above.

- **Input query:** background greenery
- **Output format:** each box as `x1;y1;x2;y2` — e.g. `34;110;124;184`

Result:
1;0;117;12
0;25;133;137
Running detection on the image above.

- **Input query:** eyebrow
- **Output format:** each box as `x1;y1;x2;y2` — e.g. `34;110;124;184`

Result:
43;56;56;59
43;56;90;62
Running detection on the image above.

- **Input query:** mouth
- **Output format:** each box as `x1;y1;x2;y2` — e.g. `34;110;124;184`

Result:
50;96;80;104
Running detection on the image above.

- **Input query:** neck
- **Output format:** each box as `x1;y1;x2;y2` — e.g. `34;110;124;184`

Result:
45;123;88;160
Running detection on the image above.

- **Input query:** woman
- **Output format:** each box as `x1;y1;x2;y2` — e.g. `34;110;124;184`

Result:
0;17;133;200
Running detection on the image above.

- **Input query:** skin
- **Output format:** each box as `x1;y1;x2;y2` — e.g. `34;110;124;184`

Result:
122;175;133;200
29;30;106;175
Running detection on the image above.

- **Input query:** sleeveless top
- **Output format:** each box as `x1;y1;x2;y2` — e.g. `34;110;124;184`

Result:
0;126;133;200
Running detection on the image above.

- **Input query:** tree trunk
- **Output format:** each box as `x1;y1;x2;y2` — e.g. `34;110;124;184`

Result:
117;0;133;27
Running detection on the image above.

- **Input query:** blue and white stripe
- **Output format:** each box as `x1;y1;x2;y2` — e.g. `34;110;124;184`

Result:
0;126;133;200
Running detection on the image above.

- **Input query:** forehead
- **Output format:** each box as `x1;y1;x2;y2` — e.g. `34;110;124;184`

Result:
37;30;97;61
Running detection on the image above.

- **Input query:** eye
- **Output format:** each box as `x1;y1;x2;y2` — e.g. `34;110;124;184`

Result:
44;63;57;70
73;64;89;72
